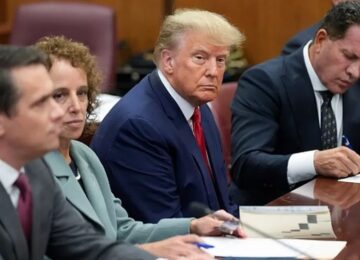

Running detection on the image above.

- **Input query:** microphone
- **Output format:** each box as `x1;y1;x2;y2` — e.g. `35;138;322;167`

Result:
188;202;314;259
189;201;213;218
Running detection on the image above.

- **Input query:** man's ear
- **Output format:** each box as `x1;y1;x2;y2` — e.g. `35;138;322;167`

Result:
313;29;328;54
0;115;5;137
160;49;174;74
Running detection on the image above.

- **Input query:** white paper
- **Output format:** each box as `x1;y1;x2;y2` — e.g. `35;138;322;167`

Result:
339;175;360;183
201;236;346;259
239;206;336;239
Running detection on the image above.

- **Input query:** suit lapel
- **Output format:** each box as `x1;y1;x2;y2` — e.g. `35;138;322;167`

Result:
0;183;29;260
70;144;112;233
26;163;44;260
201;105;227;206
148;71;220;208
44;152;103;228
283;50;321;150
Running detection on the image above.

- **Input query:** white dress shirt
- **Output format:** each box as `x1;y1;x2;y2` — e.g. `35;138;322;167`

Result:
157;70;196;130
287;41;343;185
0;159;22;207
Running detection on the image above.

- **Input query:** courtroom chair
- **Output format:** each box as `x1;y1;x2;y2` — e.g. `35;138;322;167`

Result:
10;2;116;93
209;82;237;182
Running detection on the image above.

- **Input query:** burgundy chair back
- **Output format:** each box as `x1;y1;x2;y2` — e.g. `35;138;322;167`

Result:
10;2;116;93
210;82;237;181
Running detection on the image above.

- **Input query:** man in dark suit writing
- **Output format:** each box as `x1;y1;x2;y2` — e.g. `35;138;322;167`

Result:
91;9;245;222
0;45;155;260
231;1;360;205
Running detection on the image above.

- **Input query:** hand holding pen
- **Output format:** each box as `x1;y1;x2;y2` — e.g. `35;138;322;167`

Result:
314;135;360;178
342;135;353;149
139;234;215;259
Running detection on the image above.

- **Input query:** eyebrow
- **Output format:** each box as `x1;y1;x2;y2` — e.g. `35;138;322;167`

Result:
30;92;53;108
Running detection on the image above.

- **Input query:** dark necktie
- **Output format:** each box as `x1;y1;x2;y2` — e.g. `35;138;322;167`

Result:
14;173;32;241
192;107;213;179
320;91;337;150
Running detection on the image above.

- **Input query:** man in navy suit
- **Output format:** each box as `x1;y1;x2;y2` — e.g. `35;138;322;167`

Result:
91;9;245;223
281;0;355;55
231;1;360;205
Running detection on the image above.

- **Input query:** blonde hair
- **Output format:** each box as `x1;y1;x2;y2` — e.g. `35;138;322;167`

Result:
153;9;245;65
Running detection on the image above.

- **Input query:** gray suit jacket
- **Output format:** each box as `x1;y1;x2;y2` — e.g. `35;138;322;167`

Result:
0;158;155;260
44;140;192;243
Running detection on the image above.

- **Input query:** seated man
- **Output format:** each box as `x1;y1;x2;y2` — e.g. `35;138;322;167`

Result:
0;45;154;259
37;35;243;259
231;1;360;205
91;9;245;222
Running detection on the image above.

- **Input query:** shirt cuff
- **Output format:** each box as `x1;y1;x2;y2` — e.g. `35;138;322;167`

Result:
287;150;317;185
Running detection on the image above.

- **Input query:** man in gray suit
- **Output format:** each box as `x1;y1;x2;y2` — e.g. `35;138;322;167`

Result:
0;45;157;260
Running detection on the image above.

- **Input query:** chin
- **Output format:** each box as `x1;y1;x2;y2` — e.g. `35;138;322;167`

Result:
204;96;217;103
47;142;60;151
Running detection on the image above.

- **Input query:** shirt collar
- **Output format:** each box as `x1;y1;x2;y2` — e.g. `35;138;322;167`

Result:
0;159;22;191
303;40;328;92
157;69;195;121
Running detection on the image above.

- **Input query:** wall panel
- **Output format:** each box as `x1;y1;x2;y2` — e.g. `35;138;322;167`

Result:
0;0;332;66
174;0;331;64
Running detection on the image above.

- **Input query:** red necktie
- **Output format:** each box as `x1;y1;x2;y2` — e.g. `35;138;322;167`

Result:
192;107;213;179
14;173;32;241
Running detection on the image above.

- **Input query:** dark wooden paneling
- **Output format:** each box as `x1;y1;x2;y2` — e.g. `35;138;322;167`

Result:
0;0;332;66
174;0;331;64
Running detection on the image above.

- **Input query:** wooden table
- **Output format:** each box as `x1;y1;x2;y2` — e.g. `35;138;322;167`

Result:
268;177;360;259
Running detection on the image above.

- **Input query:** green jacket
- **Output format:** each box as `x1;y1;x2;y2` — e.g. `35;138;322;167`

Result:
44;140;192;243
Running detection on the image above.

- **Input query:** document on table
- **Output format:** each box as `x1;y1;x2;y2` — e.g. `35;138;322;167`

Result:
339;175;360;183
239;206;336;239
201;236;346;259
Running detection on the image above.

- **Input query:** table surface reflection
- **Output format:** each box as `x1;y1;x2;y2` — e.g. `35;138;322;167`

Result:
268;177;360;259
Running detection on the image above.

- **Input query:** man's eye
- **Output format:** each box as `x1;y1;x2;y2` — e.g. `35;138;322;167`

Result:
343;52;357;61
217;58;226;64
193;55;205;64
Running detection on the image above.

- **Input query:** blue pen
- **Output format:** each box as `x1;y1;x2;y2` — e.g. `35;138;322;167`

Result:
193;242;214;249
342;135;353;149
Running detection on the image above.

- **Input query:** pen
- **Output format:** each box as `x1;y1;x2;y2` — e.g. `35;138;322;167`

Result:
342;135;353;149
193;242;214;249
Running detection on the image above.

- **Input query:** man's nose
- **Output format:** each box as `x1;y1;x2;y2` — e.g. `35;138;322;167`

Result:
206;58;218;76
347;61;360;80
50;99;65;121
